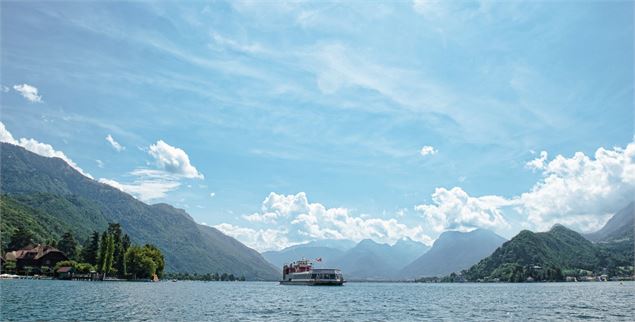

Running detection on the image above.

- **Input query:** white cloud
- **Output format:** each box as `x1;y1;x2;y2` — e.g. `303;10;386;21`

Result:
98;177;180;202
13;83;42;102
96;159;104;168
197;141;635;249
415;187;511;232
416;141;635;234
420;145;437;156
235;192;433;251
98;140;202;202
526;150;548;170
0;121;92;178
106;134;125;152
2;85;9;93
209;192;216;198
212;223;290;252
518;142;635;232
148;140;203;179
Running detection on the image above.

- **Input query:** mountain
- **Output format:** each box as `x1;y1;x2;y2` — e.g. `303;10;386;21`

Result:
296;239;357;251
400;229;506;278
329;238;429;280
463;224;633;282
585;202;634;243
330;239;398;280
262;242;349;268
0;143;279;280
390;238;431;265
1;195;65;247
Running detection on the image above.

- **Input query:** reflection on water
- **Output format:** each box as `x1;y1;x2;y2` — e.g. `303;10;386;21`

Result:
1;280;634;321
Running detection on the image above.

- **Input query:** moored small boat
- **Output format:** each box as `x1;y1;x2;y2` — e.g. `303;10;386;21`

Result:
280;259;345;286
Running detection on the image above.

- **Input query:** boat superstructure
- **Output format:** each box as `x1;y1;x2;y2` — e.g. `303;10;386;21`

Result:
280;259;345;286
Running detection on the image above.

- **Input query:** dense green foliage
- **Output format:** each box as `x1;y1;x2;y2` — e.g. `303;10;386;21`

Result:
57;232;79;260
80;231;100;265
463;224;634;282
53;260;96;274
124;245;165;279
6;228;36;252
1;143;278;280
7;193;109;243
1;196;59;250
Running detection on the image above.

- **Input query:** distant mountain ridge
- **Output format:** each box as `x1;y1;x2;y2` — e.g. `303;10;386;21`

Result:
263;237;430;280
262;239;351;268
400;229;506;278
329;238;430;280
585;202;634;243
0;143;279;280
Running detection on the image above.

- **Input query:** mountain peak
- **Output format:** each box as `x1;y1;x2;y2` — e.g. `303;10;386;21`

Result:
401;228;506;278
358;239;382;247
548;223;577;235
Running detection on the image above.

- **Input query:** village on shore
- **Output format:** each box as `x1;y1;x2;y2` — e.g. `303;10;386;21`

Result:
1;224;247;282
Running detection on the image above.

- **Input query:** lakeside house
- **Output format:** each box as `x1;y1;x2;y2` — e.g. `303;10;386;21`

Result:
4;244;68;272
56;266;75;280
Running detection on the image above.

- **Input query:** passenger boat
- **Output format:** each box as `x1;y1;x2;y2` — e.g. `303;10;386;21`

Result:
280;259;345;286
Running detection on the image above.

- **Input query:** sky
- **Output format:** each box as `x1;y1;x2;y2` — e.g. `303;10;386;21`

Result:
1;0;633;252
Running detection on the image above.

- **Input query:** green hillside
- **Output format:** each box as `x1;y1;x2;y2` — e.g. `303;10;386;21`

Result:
463;224;633;282
1;195;60;248
6;192;109;242
0;143;279;280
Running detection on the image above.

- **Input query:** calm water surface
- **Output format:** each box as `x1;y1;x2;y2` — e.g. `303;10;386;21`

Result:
1;280;634;321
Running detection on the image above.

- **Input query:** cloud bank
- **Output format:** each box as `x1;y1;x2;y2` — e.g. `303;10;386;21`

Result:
217;192;433;251
222;141;635;251
416;141;635;233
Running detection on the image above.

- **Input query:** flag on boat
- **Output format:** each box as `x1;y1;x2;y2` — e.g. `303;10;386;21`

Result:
315;257;322;262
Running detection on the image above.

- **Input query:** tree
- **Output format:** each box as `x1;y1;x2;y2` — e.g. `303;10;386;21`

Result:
107;223;124;277
57;232;78;260
124;244;164;280
97;231;114;276
97;232;107;273
121;234;131;253
81;231;100;265
46;239;57;248
103;234;115;276
7;228;34;251
75;262;96;274
142;244;165;278
120;234;131;277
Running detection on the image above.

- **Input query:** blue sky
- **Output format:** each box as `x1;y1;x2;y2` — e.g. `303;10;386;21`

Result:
1;1;633;251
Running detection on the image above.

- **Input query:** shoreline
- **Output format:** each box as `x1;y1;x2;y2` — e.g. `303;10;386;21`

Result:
2;277;633;284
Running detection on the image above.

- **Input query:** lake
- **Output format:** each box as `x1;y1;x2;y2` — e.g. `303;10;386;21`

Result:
1;280;634;321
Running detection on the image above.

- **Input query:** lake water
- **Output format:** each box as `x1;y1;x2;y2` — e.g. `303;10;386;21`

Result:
1;280;634;321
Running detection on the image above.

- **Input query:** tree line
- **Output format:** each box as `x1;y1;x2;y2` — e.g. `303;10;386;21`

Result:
3;223;164;280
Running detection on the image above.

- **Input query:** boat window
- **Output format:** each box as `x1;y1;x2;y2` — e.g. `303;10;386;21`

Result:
311;274;316;279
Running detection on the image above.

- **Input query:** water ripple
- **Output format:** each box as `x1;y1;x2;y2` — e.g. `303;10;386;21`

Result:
1;280;634;321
